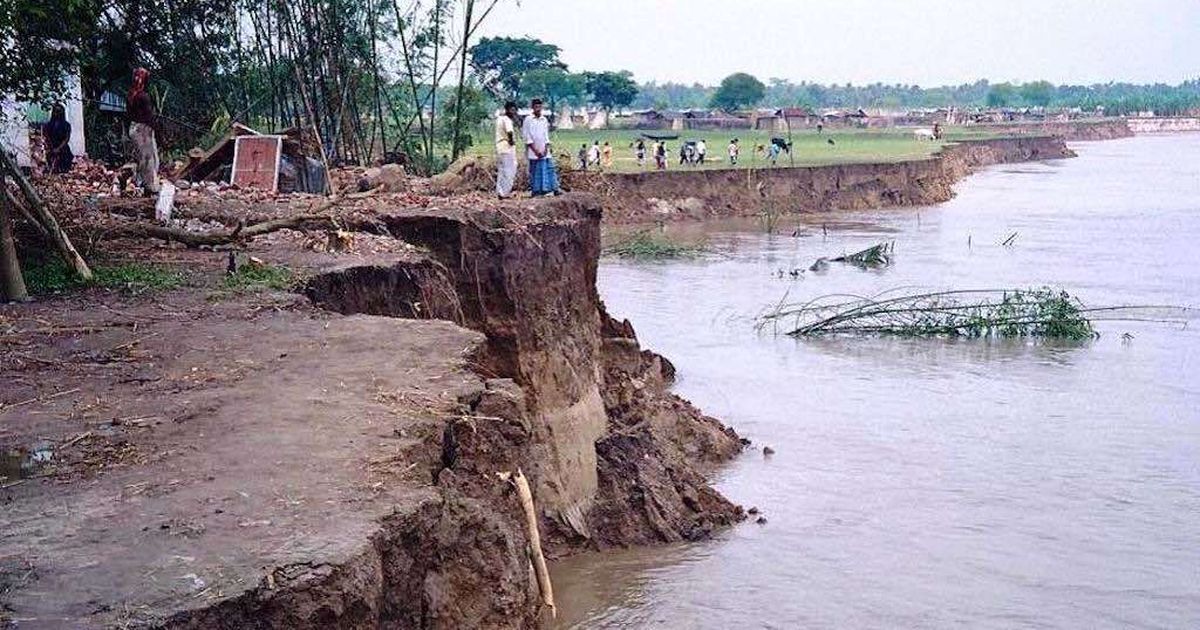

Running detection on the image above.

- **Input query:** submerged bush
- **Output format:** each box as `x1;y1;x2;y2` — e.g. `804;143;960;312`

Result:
603;230;706;260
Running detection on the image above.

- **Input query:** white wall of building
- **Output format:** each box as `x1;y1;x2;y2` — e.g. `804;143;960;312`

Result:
1;72;88;168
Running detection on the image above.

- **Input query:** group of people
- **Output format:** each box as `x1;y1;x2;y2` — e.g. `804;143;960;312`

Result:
577;141;614;171
40;67;161;196
632;137;742;170
494;98;562;198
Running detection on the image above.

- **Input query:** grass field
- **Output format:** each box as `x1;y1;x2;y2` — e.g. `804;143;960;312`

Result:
466;125;1004;173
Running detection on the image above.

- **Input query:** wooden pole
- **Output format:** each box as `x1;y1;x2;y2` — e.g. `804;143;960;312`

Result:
501;468;555;619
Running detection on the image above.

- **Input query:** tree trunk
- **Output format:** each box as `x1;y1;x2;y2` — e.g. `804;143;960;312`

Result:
0;150;93;281
451;0;476;161
0;178;29;302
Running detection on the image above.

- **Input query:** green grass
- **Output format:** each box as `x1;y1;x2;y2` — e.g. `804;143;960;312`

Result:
220;262;297;293
22;258;186;296
602;230;707;260
465;125;1006;173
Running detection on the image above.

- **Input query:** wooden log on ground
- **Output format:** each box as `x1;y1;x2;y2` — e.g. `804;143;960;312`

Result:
0;149;92;280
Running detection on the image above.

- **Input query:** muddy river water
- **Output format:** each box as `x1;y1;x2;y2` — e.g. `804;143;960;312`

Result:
552;135;1200;629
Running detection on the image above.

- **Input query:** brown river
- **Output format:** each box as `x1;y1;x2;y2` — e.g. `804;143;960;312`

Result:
553;134;1200;629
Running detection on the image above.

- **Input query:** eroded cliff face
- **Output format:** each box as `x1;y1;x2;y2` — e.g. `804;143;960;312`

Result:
304;199;745;559
584;136;1075;223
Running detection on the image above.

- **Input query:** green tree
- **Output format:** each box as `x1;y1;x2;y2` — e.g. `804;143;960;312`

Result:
0;0;99;101
521;68;585;112
468;36;564;99
582;70;638;111
438;84;488;157
1020;80;1055;107
986;82;1018;107
710;72;765;111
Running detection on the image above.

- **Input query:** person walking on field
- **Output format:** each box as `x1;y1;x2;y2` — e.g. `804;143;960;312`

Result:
654;141;667;170
494;101;518;199
521;98;560;196
578;144;589;171
588;141;601;169
696;138;707;165
127;67;160;195
601;141;613;170
635;139;647;167
728;138;740;166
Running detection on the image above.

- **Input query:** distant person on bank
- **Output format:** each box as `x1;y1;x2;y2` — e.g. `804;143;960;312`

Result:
44;103;73;174
601;141;613;170
578;144;589;171
494;101;518;198
127;67;161;195
588;141;601;168
728;138;740;165
696;139;707;164
521;98;560;196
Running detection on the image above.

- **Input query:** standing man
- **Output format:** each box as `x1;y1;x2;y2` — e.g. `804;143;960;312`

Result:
635;139;646;167
588;141;601;169
601;141;613;170
696;138;707;165
728;138;740;166
127;68;160;196
494;101;518;199
520;98;560;196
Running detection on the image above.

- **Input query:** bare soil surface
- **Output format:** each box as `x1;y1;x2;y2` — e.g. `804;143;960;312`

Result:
2;193;745;628
0;277;495;627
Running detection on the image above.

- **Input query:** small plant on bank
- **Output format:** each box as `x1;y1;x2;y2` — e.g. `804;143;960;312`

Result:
21;257;185;296
221;261;297;293
602;230;707;260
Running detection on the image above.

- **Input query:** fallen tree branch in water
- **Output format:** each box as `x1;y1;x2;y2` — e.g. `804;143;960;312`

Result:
759;287;1190;339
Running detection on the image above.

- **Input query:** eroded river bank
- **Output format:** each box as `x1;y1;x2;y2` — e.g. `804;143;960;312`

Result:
555;134;1200;629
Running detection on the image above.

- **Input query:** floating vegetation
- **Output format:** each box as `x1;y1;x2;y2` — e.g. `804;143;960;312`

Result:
602;230;706;260
759;287;1185;340
810;241;894;271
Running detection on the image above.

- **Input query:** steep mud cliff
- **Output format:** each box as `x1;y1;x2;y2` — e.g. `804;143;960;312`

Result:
971;118;1133;141
304;199;746;557
0;198;743;629
584;135;1075;223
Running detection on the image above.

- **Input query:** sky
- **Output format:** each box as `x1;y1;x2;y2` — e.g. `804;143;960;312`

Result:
476;0;1200;87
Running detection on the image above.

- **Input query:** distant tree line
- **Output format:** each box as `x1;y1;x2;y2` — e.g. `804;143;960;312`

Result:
635;76;1200;115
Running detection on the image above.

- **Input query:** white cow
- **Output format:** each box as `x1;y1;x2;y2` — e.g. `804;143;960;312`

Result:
913;128;937;141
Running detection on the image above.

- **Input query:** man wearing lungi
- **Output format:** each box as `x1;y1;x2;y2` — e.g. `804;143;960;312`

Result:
520;98;561;196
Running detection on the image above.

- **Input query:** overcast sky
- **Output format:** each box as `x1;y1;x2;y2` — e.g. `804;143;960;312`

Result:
477;0;1199;87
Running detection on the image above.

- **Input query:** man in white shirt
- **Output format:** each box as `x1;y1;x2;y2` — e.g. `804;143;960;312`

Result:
520;98;560;196
696;139;707;165
494;101;518;198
